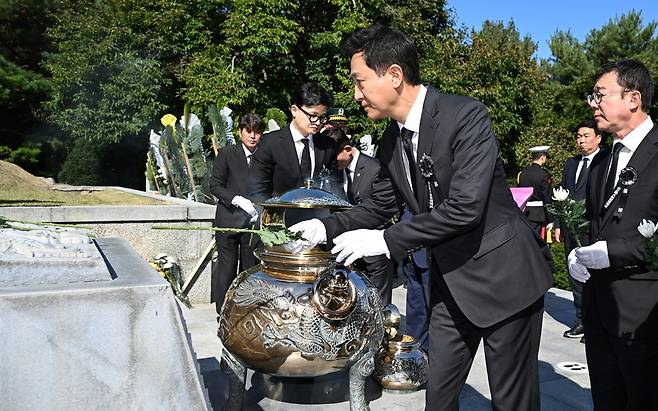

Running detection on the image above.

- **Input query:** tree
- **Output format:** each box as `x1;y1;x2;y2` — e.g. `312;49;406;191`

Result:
44;1;169;144
542;10;658;133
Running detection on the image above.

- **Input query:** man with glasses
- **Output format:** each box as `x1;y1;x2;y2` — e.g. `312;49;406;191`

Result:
569;59;658;410
560;119;603;342
249;82;338;202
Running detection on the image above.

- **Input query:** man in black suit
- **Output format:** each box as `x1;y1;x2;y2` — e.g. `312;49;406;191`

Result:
569;59;658;410
209;113;265;316
560;119;602;341
327;127;394;305
289;25;553;410
249;82;338;203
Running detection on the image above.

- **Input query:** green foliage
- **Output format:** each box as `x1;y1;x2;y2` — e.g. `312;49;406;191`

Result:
0;145;41;170
543;10;658;132
57;138;104;185
515;125;574;183
44;1;169;144
264;108;288;129
550;242;569;290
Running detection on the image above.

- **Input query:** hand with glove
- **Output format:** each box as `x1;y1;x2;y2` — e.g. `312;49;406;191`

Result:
231;195;258;223
575;241;610;269
331;229;390;265
568;248;591;283
286;219;327;253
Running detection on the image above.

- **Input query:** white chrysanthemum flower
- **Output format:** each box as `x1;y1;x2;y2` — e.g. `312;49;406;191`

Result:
552;186;570;201
637;219;657;239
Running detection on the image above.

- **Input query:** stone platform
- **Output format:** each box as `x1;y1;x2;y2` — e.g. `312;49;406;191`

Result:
0;237;211;411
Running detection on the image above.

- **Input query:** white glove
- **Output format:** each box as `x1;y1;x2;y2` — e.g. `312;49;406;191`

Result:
568;248;591;283
286;219;327;254
575;241;610;269
331;229;390;265
231;195;258;223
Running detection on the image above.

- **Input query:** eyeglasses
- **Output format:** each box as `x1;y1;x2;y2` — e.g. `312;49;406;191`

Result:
586;89;630;105
297;106;329;125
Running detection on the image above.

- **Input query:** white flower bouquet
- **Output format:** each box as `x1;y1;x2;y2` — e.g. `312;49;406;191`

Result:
637;219;658;270
545;187;588;247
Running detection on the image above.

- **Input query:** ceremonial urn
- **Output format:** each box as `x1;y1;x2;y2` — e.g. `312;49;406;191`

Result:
373;305;429;392
218;185;385;411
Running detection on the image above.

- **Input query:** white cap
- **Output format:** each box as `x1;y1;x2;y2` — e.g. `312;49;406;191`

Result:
529;145;550;153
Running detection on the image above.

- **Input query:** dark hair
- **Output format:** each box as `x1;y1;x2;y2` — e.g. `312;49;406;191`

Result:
291;82;332;108
341;24;421;85
322;127;352;148
576;118;600;136
595;59;654;114
238;113;265;133
531;152;546;161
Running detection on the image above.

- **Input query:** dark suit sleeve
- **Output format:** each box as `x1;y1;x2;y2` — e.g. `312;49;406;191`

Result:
383;102;500;260
249;134;275;203
608;235;647;269
323;161;402;242
209;147;236;207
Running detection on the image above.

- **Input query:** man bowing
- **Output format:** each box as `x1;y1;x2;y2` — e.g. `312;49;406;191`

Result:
288;24;553;410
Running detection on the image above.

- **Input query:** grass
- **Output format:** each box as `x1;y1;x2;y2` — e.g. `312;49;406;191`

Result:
0;160;168;207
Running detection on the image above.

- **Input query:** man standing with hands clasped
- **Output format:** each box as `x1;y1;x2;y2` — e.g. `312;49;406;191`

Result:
209;113;264;317
288;24;553;410
560;119;603;342
569;59;658;410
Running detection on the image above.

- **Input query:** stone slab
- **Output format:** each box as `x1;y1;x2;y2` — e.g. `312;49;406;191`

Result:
0;237;211;411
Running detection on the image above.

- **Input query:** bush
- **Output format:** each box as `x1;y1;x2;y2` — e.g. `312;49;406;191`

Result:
58;138;104;185
264;108;287;130
550;242;569;290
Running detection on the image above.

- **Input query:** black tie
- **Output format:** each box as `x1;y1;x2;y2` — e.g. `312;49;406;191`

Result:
300;138;312;180
575;157;589;186
604;142;624;202
401;128;417;194
345;168;355;204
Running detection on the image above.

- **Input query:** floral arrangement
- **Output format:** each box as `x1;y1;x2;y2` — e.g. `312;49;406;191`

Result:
637;219;658;270
149;254;192;308
545;187;588;247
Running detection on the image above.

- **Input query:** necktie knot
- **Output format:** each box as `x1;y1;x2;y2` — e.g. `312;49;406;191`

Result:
612;142;624;154
401;127;414;141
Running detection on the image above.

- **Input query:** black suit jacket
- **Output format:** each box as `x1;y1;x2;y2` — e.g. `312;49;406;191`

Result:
209;144;252;228
561;150;604;201
583;125;658;339
350;152;380;204
323;87;553;328
249;126;338;202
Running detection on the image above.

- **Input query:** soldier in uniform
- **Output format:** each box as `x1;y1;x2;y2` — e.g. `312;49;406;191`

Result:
518;145;553;238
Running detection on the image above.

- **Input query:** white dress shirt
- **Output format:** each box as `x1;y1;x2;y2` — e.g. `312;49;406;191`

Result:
574;147;600;182
610;117;654;186
396;85;428;189
343;149;360;194
242;144;255;165
289;123;316;176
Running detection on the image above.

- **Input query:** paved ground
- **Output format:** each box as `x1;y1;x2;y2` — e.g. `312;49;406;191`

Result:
181;285;593;410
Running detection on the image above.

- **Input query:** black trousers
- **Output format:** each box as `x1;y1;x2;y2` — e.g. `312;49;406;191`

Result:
426;277;544;411
584;297;658;411
563;230;584;321
211;231;259;315
354;254;394;305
